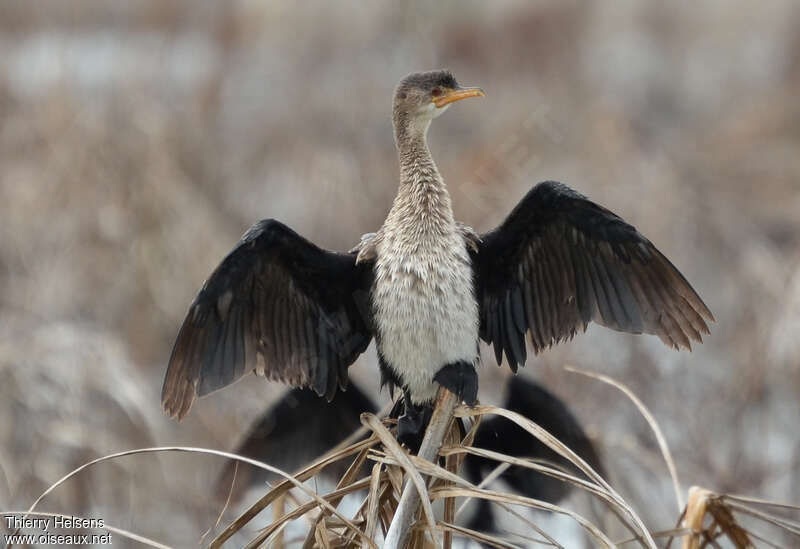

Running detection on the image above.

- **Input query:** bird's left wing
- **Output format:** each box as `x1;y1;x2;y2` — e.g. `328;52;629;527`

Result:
472;181;713;372
162;219;374;419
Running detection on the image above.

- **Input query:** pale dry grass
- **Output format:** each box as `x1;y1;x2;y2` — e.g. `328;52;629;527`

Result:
7;372;799;549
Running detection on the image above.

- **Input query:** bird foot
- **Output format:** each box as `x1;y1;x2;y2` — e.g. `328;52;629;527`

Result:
434;361;478;406
397;401;433;452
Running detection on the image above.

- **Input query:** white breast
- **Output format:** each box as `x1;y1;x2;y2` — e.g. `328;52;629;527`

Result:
372;227;479;404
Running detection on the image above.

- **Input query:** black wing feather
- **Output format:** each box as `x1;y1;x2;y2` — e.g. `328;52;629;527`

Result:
474;181;713;370
162;219;373;419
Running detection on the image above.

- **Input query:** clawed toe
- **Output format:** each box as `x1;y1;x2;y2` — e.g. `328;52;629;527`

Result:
397;401;432;452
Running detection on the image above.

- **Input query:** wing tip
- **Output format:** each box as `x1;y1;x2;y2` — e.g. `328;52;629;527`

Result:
689;294;715;326
161;368;198;421
161;394;194;422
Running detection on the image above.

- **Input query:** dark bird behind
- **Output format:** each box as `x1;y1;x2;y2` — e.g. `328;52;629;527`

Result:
162;70;713;440
217;376;604;537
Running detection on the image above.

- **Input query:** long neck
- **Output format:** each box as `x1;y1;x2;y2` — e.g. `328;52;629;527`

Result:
398;132;440;186
389;116;455;230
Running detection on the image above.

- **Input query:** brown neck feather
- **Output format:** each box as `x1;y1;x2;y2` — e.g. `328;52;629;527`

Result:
393;111;440;187
388;111;454;230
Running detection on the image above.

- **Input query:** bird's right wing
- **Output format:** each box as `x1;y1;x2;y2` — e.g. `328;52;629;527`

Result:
162;219;374;420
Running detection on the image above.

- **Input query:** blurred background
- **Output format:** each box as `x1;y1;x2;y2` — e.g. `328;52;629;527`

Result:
1;0;799;546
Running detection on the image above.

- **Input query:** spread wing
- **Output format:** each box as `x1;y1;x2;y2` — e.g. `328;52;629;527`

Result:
473;181;713;372
162;219;374;419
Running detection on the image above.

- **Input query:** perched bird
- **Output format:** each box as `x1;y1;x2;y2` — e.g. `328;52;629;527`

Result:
161;70;713;440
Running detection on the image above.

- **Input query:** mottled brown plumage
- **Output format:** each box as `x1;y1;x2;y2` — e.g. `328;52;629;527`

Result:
371;70;482;405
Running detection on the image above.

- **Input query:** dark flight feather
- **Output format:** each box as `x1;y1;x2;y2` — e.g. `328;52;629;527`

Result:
161;219;373;419
473;181;713;368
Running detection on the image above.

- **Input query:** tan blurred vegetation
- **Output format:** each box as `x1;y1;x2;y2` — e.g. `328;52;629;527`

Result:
0;0;799;546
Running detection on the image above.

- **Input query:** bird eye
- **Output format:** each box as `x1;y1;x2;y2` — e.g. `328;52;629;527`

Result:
431;88;442;96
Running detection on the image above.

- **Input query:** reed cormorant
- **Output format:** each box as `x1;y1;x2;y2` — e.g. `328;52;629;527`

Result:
161;70;713;440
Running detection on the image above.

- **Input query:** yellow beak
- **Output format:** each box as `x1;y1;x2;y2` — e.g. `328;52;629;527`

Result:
432;87;485;108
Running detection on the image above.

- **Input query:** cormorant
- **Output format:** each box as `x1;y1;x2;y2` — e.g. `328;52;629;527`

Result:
161;70;713;439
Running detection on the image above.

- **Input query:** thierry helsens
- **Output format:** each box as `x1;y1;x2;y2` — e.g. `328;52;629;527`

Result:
4;514;105;529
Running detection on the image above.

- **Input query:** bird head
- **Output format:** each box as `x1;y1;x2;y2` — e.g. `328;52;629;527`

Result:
392;70;484;139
